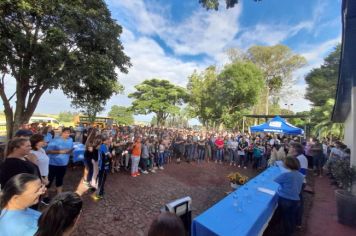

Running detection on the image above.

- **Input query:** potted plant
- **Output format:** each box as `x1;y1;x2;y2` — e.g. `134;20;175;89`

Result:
332;159;356;226
227;172;248;189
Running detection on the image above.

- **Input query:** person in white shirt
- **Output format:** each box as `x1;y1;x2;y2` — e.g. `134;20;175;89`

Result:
30;134;50;184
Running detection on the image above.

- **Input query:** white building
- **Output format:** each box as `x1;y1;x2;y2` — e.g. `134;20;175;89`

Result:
332;0;356;168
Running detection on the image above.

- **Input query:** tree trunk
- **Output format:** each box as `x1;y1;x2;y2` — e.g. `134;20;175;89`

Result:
265;88;269;115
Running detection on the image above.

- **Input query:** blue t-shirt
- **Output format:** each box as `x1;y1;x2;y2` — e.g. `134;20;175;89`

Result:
44;133;53;143
274;171;304;200
47;137;73;166
98;144;110;172
0;208;41;236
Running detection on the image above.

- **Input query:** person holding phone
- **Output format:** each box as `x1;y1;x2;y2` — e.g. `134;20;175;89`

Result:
46;127;74;194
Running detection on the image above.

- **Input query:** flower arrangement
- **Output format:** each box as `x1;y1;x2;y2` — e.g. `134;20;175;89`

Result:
227;172;248;185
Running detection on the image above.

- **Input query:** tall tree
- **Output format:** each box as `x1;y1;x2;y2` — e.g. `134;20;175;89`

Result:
188;62;264;129
246;45;306;114
128;79;188;126
108;105;134;125
199;0;261;10
305;44;341;106
0;0;131;138
187;66;223;128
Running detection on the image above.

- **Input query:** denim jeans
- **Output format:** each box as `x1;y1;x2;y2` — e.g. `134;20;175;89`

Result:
230;149;238;164
239;154;246;167
140;158;149;171
158;152;164;167
131;156;140;174
96;170;107;196
278;197;299;236
216;149;223;161
198;148;205;161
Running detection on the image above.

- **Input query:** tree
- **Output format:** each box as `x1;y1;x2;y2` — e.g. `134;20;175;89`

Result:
58;111;76;123
246;45;306;114
305;45;340;106
128;79;188;126
187;62;264;129
310;99;344;139
187;67;223;128
0;0;131;138
199;0;261;10
108;105;134;125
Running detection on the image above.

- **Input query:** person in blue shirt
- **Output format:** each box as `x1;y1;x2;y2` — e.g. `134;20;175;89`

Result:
46;127;74;194
274;157;304;236
0;173;45;236
92;135;112;200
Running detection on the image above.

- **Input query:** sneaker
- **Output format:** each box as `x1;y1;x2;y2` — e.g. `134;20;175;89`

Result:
238;165;241;168
150;169;156;173
131;173;137;177
215;160;218;163
230;162;232;166
159;166;164;170
136;172;141;176
244;166;247;169
91;194;103;201
153;166;158;170
142;170;149;174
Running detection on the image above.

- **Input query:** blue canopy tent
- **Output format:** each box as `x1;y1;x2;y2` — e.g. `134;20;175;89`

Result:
250;116;304;135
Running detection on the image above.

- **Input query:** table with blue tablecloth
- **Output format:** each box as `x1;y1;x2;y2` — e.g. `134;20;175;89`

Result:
72;142;85;163
191;165;285;236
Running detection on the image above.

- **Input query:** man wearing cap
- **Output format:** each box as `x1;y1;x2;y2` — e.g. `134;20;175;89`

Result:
14;123;33;137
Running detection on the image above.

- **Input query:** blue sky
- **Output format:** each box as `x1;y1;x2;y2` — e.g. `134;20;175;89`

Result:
4;0;342;122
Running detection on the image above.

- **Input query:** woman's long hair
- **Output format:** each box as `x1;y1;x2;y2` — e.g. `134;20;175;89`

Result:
0;173;39;212
35;192;83;236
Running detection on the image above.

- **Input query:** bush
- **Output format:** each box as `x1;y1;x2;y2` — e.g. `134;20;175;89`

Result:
332;159;356;192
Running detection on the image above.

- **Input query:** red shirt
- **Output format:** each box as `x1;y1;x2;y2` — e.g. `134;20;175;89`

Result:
215;139;224;149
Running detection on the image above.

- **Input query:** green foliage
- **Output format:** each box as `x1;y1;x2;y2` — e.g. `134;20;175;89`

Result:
246;45;306;114
332;159;356;192
310;99;344;139
58;111;76;123
128;79;188;126
108;105;134;125
0;0;130;138
199;0;261;10
188;62;264;129
305;44;340;106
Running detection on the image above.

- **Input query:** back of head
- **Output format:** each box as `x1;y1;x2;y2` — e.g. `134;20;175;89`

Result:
148;212;186;236
35;192;82;236
284;157;300;171
0;173;39;211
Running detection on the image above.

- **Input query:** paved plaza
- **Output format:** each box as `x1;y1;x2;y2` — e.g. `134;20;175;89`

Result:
63;162;255;236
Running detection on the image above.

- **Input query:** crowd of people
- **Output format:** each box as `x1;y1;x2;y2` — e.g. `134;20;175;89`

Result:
0;122;352;236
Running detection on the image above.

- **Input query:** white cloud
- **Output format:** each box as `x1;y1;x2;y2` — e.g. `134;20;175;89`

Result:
284;36;341;112
107;0;242;60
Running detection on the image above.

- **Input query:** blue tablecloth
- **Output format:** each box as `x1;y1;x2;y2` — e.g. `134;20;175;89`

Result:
72;143;85;163
192;166;284;236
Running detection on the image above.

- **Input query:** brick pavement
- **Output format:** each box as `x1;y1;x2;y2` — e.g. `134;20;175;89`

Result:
62;162;256;236
304;175;356;236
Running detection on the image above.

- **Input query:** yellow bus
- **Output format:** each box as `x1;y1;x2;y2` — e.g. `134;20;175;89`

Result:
74;116;114;128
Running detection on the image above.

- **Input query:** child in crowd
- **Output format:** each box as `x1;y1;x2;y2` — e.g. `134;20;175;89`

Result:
92;136;111;200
